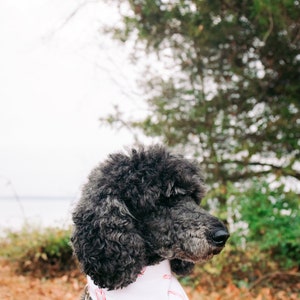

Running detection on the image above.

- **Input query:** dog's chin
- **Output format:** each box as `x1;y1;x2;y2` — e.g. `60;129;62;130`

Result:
155;244;224;263
198;247;224;262
181;246;224;263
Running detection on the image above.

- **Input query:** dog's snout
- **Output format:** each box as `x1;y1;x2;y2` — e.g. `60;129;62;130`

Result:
212;229;229;247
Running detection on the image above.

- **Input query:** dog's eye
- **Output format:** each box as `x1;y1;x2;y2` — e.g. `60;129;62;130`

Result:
159;195;181;207
191;194;201;205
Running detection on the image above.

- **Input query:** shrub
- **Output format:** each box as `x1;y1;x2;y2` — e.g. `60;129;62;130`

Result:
228;181;300;268
0;225;78;277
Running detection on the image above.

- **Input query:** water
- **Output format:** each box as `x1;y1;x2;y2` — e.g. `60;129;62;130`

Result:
0;196;78;232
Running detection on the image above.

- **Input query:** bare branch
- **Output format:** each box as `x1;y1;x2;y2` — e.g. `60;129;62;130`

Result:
43;0;100;40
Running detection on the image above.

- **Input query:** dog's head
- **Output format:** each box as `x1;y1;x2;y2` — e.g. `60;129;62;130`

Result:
71;145;229;290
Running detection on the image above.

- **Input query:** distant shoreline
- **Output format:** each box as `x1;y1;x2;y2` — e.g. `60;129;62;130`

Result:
0;196;77;201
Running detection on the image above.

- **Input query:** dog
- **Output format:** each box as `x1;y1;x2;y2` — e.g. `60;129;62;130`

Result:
71;145;229;299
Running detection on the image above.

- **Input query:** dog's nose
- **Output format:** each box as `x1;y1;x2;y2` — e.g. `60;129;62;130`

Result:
212;229;229;247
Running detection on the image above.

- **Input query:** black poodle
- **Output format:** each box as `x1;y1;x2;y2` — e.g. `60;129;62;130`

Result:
71;145;229;299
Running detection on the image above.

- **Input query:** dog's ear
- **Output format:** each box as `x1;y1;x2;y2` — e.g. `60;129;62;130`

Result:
71;192;146;290
170;259;195;276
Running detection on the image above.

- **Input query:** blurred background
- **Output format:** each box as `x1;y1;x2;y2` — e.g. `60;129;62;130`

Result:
0;0;148;228
0;1;299;299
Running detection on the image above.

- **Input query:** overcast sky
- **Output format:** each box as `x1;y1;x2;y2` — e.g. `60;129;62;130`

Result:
0;0;148;198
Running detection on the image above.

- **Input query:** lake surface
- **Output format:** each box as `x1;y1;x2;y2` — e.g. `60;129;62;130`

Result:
0;197;78;232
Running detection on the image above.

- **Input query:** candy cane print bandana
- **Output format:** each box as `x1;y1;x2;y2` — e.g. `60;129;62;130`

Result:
87;260;189;300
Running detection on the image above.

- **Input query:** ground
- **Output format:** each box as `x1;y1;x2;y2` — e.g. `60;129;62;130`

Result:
0;259;299;300
0;259;85;300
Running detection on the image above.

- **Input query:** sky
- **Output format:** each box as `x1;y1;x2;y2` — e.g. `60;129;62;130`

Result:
0;0;148;198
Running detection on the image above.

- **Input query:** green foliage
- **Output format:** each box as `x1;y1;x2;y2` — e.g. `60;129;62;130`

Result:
227;181;300;267
0;225;76;277
103;0;300;186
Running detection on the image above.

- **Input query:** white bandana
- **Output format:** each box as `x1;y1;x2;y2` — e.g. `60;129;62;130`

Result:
87;260;189;300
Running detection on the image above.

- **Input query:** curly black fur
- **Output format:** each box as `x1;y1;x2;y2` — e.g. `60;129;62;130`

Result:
71;145;228;291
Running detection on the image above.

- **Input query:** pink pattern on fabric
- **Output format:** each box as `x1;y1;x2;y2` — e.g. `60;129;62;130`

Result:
95;288;106;300
138;267;147;277
168;290;185;300
87;261;190;300
163;274;172;279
